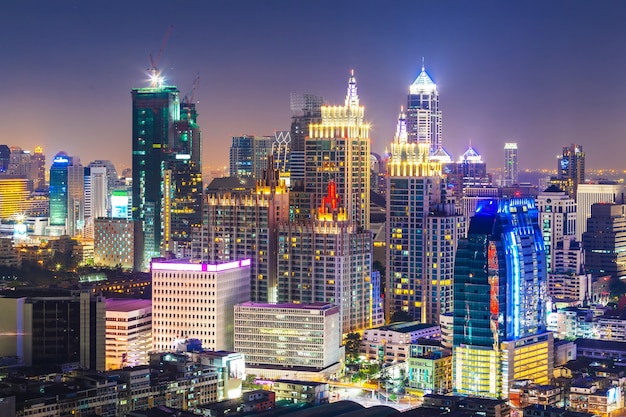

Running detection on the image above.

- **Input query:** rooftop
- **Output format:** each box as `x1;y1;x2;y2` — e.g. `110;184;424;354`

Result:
105;298;151;312
237;301;338;311
151;258;251;272
372;321;439;334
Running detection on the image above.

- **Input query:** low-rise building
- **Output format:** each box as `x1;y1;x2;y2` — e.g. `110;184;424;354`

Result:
271;379;329;405
359;322;440;364
407;349;452;396
105;298;152;370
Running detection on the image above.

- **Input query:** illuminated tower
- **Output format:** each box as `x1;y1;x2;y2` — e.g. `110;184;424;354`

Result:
277;182;380;333
553;144;585;199
49;152;84;237
386;108;446;322
407;64;442;153
306;70;370;230
503;143;518;186
453;198;552;399
30;146;46;190
583;203;626;279
131;84;180;269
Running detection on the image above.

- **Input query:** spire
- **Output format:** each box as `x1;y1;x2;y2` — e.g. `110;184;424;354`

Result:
345;69;359;108
395;106;408;144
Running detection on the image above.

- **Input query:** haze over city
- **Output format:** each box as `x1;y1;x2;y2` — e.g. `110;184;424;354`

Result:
2;1;626;173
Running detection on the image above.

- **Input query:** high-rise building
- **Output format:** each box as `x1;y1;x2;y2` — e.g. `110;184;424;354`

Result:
199;165;290;303
453;198;552;399
229;135;273;180
583;203;626;279
406;64;442;153
7;147;31;178
290;92;324;153
503;143;518;186
305;70;370;230
0;177;30;219
277;182;379;333
424;203;466;324
443;145;490;205
575;182;623;241
386;108;446;322
30;146;46;190
553;144;585;199
151;259;251;352
105;298;152;370
0;145;9;173
80;290;106;371
83;166;108;240
48;152;84;237
94;218;141;270
535;185;577;272
131;85;180;267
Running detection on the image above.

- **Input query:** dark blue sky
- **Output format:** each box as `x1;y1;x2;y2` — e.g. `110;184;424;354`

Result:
2;1;626;173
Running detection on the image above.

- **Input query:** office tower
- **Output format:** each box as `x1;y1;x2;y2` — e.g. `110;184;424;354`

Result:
443;145;490;204
88;160;120;204
48;152;84;237
105;299;152;370
80;290;106;371
200;165;290;302
552;144;585;199
234;302;342;378
30;146;46;190
83;166;108;240
453;198;552;399
0;289;107;369
535;185;577;272
7;147;31;178
94;218;140;270
386;108;445;322
424;203;466;324
151;259;251;352
290;92;324;153
0;177;30;219
548;237;589;306
229;135;273;179
131;84;180;269
277;182;379;333
306;70;370;230
0;144;9;173
461;186;500;225
406;64;442;153
583;203;626;279
575;182;623;240
503;143;518;186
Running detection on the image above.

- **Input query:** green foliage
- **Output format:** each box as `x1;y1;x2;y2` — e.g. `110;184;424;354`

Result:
344;332;361;362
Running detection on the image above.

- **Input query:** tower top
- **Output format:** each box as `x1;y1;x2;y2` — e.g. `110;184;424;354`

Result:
409;65;437;95
394;107;408;144
345;69;359;108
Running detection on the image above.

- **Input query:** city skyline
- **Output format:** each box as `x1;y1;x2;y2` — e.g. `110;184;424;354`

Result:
2;1;626;172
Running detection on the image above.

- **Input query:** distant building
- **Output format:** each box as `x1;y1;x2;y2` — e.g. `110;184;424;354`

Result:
575;183;622;240
48;151;84;237
552;144;585;200
503;142;518;186
94;218;141;270
151;259;250;352
583;203;626;279
229;135;272;180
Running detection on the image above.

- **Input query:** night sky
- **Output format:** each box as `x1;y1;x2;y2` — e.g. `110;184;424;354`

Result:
2;1;626;174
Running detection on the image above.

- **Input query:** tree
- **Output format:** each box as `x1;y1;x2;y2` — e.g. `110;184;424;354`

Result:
344;332;361;362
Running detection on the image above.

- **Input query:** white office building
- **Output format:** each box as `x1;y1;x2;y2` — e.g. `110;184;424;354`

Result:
576;183;623;240
105;298;152;370
152;259;251;352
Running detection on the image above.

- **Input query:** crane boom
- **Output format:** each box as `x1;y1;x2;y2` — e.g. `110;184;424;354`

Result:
148;24;174;87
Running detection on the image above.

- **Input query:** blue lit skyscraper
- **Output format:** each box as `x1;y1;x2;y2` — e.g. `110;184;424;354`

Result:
49;152;84;237
453;198;552;399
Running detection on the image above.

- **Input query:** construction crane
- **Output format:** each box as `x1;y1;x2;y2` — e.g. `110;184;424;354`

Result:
149;24;174;87
182;73;200;105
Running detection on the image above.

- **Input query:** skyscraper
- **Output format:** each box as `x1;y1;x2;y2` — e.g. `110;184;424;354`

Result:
453;198;552;398
83;166;108;240
583;203;626;279
30;146;46;190
575;182;623;241
386;108;446;322
305;70;370;230
49;152;84;237
277;182;379;333
0;145;9;173
406;64;442;153
229;135;273;179
503;142;518;186
132;85;180;268
553;144;585;199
